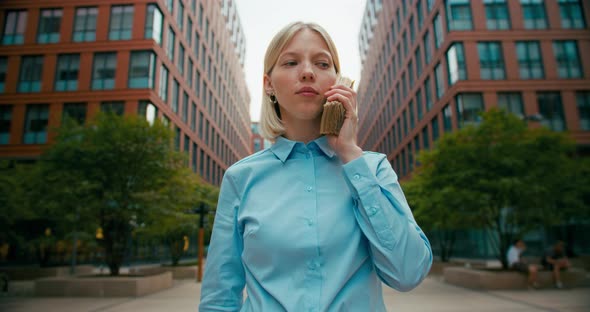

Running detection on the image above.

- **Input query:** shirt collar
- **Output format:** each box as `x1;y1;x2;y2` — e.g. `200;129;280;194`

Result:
270;136;336;163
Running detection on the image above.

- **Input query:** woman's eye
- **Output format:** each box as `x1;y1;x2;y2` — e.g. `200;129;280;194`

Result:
317;62;330;69
283;61;297;66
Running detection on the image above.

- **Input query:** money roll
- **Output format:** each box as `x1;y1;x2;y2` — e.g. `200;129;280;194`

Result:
320;76;355;135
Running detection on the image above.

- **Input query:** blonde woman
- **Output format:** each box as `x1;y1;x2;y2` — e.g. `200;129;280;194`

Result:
199;22;432;311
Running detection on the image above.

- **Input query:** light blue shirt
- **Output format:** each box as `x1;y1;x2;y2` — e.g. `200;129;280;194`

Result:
199;136;432;311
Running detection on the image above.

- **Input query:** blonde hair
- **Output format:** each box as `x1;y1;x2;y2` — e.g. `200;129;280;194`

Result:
259;22;341;141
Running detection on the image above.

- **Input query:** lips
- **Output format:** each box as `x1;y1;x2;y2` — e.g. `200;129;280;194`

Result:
296;86;319;96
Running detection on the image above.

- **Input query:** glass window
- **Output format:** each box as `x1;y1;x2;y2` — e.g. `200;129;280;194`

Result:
433;13;444;49
194;32;200;60
417;0;424;27
446;0;473;30
478;42;505;80
416;89;424;120
177;0;184;31
191;102;197;131
129;50;156;89
427;0;435;12
195;69;201;96
516;41;544;79
497;92;524;119
559;0;586;29
577;92;590;130
0;57;7;93
145;4;163;45
423;30;432;64
435;62;445;99
91;52;116;90
187;17;193;46
0;105;12;144
425;76;433;111
443;104;453;132
138;100;158;125
73;7;97;42
431;115;440;142
446;42;466;85
485;0;511;30
187;58;193;89
553;40;582;78
415;47;423;78
62;103;87;124
408;60;414;87
159;65;169;102
37;9;62;43
409;17;415;42
172;79;179;113
167;27;175;62
178;43;185;75
55;54;79;91
2;10;27;45
18;55;43;93
409;100;415;129
422;126;430;150
521;0;547;29
538;92;565;131
23;104;49;144
455;93;484;128
166;0;174;13
100;101;124;116
109;5;133;40
182;91;189;123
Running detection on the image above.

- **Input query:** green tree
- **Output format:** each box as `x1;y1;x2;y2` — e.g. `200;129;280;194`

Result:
136;167;219;266
408;109;584;268
39;113;185;275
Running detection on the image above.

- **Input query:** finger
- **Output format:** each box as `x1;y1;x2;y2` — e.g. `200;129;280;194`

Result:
326;93;357;119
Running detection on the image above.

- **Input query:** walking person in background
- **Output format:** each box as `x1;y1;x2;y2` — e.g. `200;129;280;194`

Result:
507;239;539;289
199;21;432;311
542;241;571;289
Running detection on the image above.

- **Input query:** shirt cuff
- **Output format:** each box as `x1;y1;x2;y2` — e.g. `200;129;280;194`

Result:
342;153;378;198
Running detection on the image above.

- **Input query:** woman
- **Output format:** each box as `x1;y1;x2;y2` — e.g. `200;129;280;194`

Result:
199;22;432;311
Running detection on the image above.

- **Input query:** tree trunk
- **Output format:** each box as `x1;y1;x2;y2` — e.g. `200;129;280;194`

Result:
102;220;130;276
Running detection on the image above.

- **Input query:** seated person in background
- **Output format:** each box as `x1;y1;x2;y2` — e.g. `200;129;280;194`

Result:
507;239;539;288
541;241;571;289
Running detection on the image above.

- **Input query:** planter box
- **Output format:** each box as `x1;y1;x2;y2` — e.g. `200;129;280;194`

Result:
34;271;173;297
1;265;94;281
134;266;198;279
443;267;588;290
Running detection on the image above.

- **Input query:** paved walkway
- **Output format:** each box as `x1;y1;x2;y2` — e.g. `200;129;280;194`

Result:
1;277;589;311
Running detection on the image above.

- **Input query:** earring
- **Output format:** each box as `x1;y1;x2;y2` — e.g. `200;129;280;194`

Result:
269;93;278;104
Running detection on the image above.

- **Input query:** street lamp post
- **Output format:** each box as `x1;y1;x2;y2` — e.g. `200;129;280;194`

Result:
197;202;207;282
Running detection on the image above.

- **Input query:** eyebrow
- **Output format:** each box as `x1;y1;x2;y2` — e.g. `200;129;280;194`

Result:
279;51;332;60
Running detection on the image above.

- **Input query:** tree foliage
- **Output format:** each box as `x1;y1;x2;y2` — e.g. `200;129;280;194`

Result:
407;109;587;267
34;113;211;275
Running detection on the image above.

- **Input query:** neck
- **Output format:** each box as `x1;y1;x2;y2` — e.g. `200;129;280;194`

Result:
282;117;322;143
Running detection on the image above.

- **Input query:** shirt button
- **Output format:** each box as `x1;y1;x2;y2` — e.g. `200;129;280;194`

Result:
368;207;378;216
353;174;361;180
307;219;314;226
306;186;313;192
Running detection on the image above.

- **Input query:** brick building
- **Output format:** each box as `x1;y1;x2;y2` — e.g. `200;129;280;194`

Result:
0;0;252;186
357;0;590;180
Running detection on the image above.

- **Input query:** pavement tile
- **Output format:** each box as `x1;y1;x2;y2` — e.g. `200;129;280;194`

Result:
1;277;588;312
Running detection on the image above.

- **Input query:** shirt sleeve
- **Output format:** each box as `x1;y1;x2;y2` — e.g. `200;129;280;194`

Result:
199;172;245;311
342;152;433;292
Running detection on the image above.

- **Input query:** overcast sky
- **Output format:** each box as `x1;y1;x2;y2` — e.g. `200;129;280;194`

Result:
236;0;368;121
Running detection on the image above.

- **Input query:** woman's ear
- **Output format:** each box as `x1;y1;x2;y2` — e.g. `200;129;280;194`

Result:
263;74;273;95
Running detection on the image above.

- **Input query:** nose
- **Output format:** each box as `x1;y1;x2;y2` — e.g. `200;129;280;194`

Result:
300;62;315;82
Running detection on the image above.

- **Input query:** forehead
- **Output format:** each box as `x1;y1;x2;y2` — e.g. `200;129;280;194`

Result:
280;28;332;57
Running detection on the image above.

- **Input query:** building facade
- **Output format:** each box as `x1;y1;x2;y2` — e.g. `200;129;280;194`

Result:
250;122;271;153
0;0;252;186
357;0;590;181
